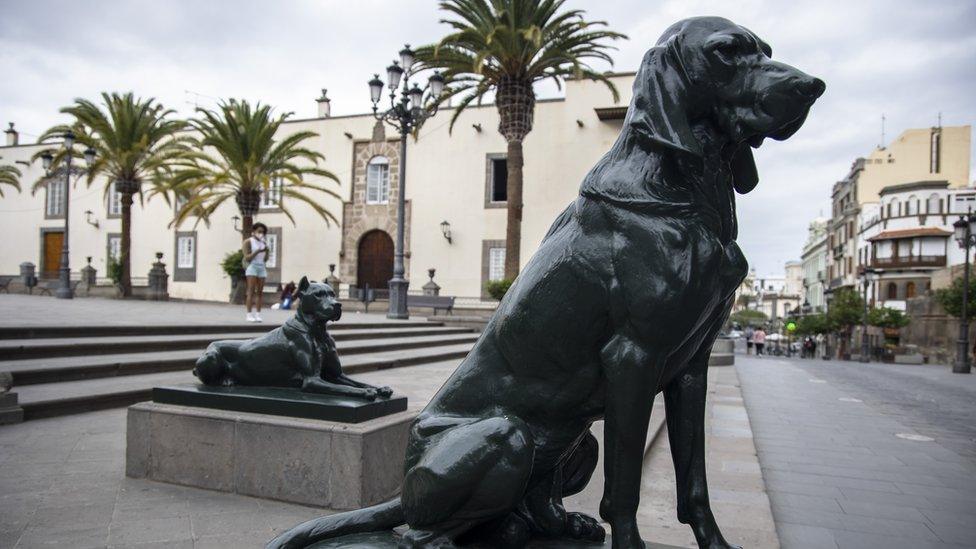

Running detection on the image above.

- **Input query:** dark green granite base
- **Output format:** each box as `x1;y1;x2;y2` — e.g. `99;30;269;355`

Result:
152;384;407;423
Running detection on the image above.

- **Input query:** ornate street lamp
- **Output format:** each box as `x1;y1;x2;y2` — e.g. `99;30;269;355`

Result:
952;214;975;374
368;44;446;319
41;132;96;299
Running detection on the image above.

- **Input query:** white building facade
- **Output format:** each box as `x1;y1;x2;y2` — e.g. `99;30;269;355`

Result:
0;74;637;303
857;180;973;311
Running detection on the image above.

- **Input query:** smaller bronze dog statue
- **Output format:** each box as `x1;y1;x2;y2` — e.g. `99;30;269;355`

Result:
193;276;393;400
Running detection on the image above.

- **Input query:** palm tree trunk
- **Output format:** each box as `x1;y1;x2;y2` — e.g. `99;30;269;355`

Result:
504;138;524;280
242;215;253;237
236;189;260;238
496;77;534;280
120;192;133;297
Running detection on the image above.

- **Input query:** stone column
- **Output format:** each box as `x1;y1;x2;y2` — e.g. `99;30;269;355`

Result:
325;263;341;289
422;269;440;296
147;252;169;301
81;256;97;288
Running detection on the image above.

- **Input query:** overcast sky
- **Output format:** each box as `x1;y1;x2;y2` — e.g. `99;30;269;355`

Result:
2;0;974;277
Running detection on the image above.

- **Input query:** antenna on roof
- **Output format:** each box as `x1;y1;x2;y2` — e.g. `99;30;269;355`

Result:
937;112;942;128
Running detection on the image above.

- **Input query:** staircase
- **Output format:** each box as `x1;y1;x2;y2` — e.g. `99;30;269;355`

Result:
0;320;478;421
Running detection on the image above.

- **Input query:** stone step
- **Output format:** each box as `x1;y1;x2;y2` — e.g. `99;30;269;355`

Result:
14;343;475;420
0;320;440;340
0;326;473;360
2;333;481;386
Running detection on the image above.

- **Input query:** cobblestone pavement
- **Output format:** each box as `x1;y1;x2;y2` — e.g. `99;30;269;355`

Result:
0;294;417;327
737;355;976;549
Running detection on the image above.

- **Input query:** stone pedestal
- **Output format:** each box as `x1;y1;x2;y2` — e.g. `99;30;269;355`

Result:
126;402;416;509
708;337;735;367
0;392;24;424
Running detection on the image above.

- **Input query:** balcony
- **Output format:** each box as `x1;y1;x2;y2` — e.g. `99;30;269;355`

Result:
871;255;947;269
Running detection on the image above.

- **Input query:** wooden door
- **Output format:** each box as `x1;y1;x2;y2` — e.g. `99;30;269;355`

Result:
42;231;64;278
357;230;394;291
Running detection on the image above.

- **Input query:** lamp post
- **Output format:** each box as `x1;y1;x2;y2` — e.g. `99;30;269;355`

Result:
859;267;877;363
952;214;976;374
368;44;445;319
40;132;96;300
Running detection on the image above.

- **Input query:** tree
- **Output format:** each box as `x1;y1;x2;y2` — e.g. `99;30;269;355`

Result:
796;313;830;335
826;287;864;355
34;93;188;297
0;163;21;196
729;309;767;328
935;275;976;320
417;0;626;279
172;100;340;235
867;306;910;329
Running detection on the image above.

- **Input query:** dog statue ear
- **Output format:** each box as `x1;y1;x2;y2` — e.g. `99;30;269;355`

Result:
627;41;702;158
730;144;759;194
297;276;310;295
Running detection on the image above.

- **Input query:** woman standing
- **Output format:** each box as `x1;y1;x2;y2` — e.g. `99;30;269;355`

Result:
243;222;270;322
753;327;767;356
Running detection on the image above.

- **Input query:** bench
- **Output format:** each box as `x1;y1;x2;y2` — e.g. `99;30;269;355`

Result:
38;279;81;296
408;295;455;316
0;276;12;294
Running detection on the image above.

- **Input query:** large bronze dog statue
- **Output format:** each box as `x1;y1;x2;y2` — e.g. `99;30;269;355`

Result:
270;17;823;549
193;276;392;400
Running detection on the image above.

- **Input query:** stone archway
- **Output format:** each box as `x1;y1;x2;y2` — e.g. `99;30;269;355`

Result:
356;230;394;291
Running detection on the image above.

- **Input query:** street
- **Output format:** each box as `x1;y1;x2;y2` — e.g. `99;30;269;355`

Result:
737;355;976;548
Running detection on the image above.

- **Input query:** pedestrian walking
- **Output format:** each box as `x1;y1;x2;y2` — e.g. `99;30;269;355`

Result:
243;222;270;322
745;326;755;355
754;327;766;356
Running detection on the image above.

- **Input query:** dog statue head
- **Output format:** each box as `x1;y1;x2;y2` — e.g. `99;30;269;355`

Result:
627;16;824;194
295;276;343;325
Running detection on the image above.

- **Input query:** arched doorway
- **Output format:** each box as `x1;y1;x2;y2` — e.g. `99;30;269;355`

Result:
357;230;394;291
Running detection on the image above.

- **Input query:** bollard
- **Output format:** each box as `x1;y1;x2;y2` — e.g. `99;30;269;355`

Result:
80;256;97;288
19;262;37;294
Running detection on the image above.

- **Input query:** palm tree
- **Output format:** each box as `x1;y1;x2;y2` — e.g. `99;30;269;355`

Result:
417;0;626;279
33;93;188;297
0;163;21;196
172;99;340;235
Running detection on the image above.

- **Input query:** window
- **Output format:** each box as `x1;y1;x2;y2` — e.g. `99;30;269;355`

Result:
106;183;122;217
265;226;282;281
930;130;941;173
953;194;975;214
173;231;197;282
46;180;65;218
488;247;505;281
906;281;916;299
906;195;917;216
177;236;195;269
887;282;897;300
261;178;283;209
265;232;279;269
366;156;390;204
107;234;121;262
485;154;507;207
927;193;940;214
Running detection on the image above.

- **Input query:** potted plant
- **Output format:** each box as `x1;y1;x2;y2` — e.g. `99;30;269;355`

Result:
222;250;246;304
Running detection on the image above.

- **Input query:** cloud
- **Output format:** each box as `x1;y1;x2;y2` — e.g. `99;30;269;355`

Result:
1;0;973;278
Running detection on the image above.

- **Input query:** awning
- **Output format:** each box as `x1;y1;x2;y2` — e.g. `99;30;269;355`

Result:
867;228;951;241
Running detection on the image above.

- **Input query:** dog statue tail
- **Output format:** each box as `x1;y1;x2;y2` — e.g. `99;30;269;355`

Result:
266;498;404;549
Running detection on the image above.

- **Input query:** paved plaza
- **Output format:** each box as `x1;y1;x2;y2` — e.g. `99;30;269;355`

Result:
2;296;975;549
738;356;976;549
